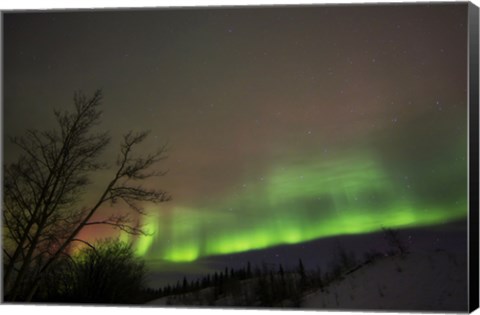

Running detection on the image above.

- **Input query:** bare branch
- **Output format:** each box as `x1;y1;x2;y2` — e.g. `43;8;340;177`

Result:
3;90;170;302
71;239;97;252
85;213;149;236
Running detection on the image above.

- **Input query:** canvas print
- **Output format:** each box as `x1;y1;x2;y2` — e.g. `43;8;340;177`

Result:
2;2;478;312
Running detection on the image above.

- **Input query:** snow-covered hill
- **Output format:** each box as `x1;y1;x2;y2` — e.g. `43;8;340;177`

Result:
148;249;468;311
303;250;467;311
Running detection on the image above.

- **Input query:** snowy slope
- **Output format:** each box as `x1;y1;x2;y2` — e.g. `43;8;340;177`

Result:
147;250;468;311
303;250;467;312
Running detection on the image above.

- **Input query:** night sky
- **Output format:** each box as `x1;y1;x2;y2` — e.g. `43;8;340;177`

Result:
3;3;469;283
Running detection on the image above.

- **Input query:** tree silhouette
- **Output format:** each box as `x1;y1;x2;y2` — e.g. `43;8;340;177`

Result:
297;258;306;279
382;227;408;256
3;90;170;301
297;258;307;291
39;239;146;303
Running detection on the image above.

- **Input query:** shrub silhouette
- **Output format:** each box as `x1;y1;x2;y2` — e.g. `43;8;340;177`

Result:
70;239;146;304
382;227;408;256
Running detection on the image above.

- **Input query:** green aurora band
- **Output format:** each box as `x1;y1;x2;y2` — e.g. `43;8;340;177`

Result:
128;152;466;262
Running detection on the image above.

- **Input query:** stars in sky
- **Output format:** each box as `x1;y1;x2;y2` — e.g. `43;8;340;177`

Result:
3;4;469;267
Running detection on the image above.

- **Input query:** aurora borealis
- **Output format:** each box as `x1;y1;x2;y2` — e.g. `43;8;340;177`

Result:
3;3;469;277
126;148;466;262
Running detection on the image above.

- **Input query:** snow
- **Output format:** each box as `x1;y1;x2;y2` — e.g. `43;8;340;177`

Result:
147;249;468;312
302;250;467;311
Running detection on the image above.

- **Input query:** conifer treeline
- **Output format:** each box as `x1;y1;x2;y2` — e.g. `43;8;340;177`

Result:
142;232;404;307
141;259;325;306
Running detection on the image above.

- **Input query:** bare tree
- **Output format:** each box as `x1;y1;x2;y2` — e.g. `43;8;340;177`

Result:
382;227;408;256
3;90;170;301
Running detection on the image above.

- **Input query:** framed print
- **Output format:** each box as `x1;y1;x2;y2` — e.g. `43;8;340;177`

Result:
2;1;479;313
